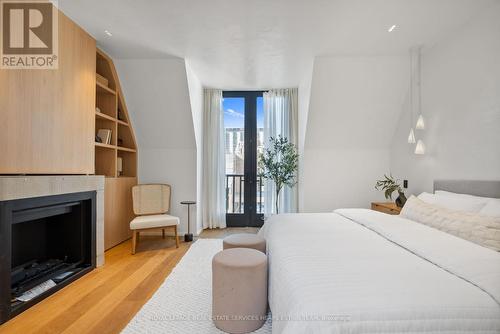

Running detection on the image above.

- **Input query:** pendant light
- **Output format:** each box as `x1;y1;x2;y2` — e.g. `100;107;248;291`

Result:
407;128;416;144
415;114;425;130
415;139;425;155
415;47;425;130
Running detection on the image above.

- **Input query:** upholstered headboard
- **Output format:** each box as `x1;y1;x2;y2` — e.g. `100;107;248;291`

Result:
434;180;500;198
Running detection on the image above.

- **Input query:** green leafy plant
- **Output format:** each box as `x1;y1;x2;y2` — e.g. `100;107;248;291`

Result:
259;136;299;214
375;174;403;200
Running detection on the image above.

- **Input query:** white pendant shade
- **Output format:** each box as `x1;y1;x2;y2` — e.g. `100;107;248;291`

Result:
416;114;425;130
415;139;425;155
407;128;416;144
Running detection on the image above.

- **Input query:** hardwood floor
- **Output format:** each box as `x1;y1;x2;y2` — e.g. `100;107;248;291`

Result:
0;227;258;334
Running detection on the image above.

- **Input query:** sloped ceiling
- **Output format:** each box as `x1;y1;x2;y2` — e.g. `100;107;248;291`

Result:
57;0;496;90
305;56;408;149
115;58;196;149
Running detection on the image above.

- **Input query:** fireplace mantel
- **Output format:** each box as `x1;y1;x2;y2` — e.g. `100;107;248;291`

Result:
0;176;105;266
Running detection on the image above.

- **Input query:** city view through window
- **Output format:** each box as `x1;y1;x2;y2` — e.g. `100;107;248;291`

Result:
224;97;265;214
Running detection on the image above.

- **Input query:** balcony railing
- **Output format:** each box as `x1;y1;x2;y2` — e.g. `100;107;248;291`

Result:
225;174;264;214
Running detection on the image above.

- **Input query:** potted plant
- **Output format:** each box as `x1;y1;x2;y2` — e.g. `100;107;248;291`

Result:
375;174;407;207
259;136;299;214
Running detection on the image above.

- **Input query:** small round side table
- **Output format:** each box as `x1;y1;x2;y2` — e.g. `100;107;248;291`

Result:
180;201;196;242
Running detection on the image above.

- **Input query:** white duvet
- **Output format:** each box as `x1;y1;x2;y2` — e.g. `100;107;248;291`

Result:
258;209;500;333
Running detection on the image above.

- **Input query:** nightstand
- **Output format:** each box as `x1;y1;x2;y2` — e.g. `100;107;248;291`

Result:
371;202;402;215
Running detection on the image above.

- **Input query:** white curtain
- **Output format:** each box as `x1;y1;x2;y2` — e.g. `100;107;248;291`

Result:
202;89;226;229
263;88;298;215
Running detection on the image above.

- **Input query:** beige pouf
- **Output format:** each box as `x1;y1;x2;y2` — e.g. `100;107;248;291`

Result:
212;248;268;334
223;233;266;254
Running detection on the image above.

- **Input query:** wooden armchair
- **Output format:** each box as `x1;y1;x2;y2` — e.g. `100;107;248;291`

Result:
130;184;179;254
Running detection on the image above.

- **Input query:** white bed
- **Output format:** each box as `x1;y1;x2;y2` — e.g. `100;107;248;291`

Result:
258;183;500;333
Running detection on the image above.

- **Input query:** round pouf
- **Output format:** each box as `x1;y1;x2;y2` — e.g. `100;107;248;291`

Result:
223;234;266;254
212;248;268;333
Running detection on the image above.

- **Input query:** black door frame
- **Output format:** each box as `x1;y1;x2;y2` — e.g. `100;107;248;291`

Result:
223;91;264;227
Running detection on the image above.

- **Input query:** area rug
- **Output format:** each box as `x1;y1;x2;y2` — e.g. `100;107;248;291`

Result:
122;239;272;333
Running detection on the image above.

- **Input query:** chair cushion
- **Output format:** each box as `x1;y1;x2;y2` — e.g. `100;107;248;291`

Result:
223;233;266;253
130;214;179;230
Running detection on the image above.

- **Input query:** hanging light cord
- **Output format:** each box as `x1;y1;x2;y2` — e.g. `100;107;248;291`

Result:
418;47;422;118
409;49;413;128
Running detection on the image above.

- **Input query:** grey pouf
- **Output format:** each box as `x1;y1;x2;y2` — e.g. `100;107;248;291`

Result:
223;233;266;254
212;248;268;333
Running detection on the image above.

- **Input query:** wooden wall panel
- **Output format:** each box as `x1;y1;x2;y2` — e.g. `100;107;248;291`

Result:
0;9;96;174
104;177;137;250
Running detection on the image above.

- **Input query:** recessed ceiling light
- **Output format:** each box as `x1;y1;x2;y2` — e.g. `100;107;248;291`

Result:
388;25;397;32
104;30;113;37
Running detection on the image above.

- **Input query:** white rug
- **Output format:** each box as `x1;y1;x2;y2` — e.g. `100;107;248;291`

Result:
122;239;272;334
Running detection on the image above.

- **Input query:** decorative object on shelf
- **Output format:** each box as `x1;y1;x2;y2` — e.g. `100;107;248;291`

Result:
375;174;407;208
118;109;124;121
96;107;101;114
96;129;112;145
180;201;196;242
117;157;123;176
259;135;299;214
95;135;102;143
118;138;123;146
96;73;108;87
395;191;407;208
415;139;426;155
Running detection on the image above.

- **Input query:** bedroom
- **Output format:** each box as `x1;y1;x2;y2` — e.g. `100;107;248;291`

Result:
0;0;499;333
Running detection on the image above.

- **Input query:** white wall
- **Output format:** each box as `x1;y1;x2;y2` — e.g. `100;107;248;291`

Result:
115;58;197;235
302;148;391;211
390;4;500;196
297;62;314;211
302;56;408;212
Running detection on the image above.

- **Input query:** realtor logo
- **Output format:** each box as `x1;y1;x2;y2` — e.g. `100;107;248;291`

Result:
1;0;58;69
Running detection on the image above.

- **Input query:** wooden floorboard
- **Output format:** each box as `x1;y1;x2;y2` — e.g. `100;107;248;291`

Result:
0;227;257;334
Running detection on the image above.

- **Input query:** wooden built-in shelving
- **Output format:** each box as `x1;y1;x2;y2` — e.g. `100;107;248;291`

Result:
96;81;116;95
94;48;138;250
96;111;116;122
95;142;116;150
94;49;137;178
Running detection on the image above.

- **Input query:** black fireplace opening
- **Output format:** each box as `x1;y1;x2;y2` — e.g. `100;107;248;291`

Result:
0;191;96;324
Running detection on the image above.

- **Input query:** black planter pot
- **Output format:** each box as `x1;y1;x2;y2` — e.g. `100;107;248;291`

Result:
395;191;407;208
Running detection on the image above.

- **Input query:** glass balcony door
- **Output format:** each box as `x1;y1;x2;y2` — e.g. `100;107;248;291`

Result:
223;91;264;227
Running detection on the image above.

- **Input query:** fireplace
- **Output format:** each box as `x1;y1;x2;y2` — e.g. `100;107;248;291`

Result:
0;191;96;324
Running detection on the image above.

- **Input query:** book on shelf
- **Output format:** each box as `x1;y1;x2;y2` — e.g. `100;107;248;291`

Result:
96;129;112;145
117;157;123;176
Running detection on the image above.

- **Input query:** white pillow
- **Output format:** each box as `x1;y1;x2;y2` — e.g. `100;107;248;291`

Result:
435;190;494;202
401;196;500;251
479;199;500;217
417;191;487;213
417;192;437;204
